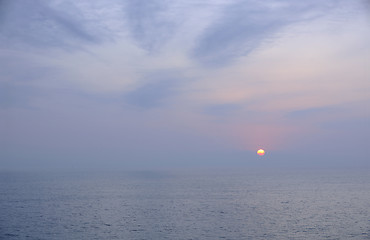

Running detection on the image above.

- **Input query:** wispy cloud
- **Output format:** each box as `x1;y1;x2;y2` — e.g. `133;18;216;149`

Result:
0;0;127;50
124;0;177;52
191;0;337;66
125;71;183;109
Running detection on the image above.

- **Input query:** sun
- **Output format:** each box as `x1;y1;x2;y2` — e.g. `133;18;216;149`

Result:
257;149;265;156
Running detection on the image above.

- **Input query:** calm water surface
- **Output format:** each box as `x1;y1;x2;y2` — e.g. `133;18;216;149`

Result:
1;169;370;239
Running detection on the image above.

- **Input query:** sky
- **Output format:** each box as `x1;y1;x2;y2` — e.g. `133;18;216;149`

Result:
0;0;369;170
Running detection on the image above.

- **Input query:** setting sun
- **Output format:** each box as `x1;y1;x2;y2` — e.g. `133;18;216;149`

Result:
257;149;265;156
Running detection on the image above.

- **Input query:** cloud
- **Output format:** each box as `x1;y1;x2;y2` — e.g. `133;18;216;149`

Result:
124;71;183;109
286;106;337;119
203;103;242;116
124;0;177;52
0;0;91;49
0;0;127;50
0;82;43;109
191;0;336;66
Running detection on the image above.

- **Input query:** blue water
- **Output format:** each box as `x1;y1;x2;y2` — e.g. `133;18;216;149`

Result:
1;169;370;239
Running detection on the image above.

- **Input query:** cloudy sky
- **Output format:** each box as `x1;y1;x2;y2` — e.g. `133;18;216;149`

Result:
1;0;369;170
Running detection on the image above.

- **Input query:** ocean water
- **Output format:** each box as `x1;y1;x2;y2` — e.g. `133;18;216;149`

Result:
1;169;370;239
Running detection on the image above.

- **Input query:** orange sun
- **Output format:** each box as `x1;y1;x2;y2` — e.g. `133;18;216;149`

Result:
257;149;265;156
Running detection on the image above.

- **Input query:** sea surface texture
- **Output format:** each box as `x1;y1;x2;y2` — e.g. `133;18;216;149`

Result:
1;169;370;239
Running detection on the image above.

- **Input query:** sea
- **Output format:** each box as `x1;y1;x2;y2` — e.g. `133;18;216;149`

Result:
1;168;370;239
